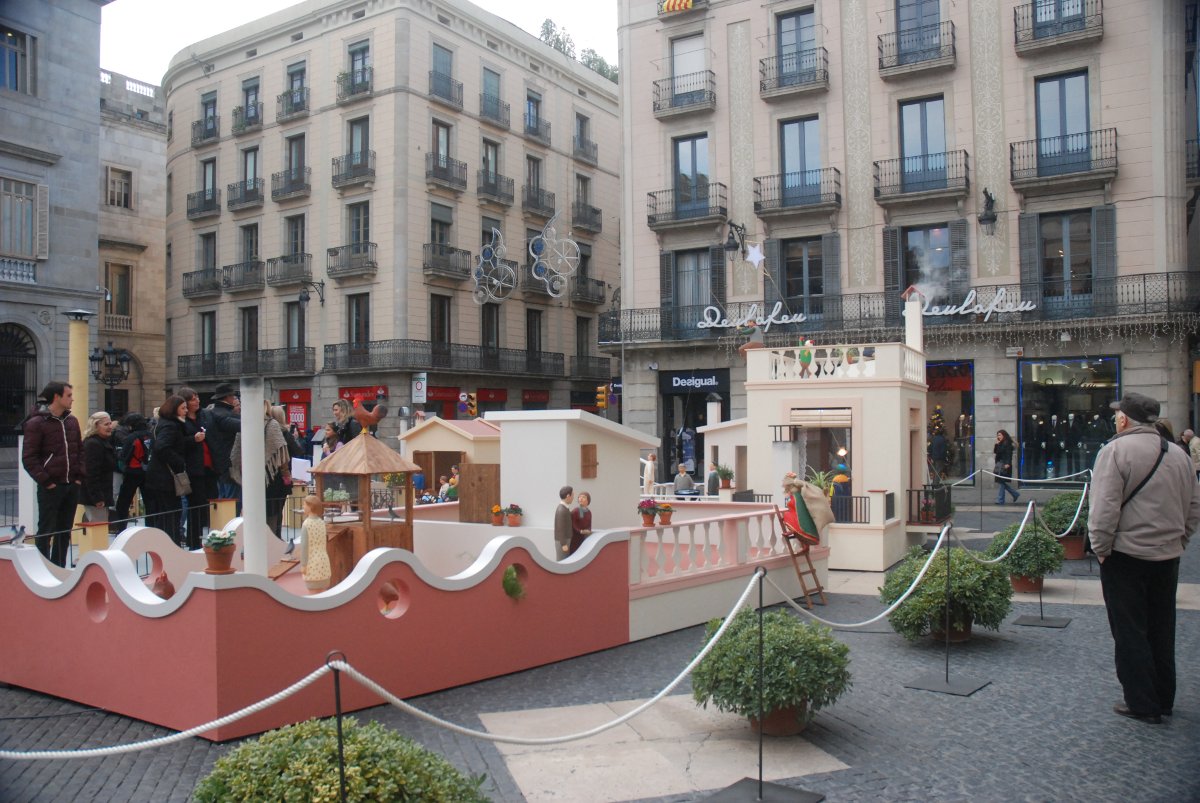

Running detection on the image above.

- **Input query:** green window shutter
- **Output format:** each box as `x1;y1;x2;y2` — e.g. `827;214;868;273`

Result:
1091;204;1116;316
1018;212;1042;319
883;226;901;326
820;232;842;326
659;251;674;340
948;218;970;302
764;238;782;305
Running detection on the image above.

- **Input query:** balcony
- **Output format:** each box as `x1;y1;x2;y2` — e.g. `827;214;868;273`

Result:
572;201;603;233
324;339;565;377
477;170;515;205
754;168;842;219
222;260;265;292
1009;128;1118;195
657;0;708;16
907;486;952;525
190;116;219;147
878;21;956;78
102;314;132;332
272;167;311;201
874;150;969;205
522;185;556;218
520;261;556;298
572;134;598;164
277;88;309;121
653;70;716;118
332;150;376;189
266;253;313;286
0;258;36;284
646;182;728;229
231;103;263;134
186;188;221;219
227;178;264;211
570;355;611;380
422;242;473;281
1188;139;1200;188
327;242;378;278
570;276;606;305
479;93;510;128
337;67;373;103
1014;0;1103;53
182;268;221;299
426;153;468;192
523;114;551;147
759;47;829;99
178;347;316;379
429;71;463;110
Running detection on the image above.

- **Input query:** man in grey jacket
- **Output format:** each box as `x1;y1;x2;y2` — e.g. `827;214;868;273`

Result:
1088;392;1199;724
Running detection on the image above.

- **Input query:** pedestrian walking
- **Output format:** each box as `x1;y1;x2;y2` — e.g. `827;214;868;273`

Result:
993;429;1020;504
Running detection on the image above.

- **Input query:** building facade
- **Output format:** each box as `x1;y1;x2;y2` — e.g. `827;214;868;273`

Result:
613;0;1199;486
162;0;620;438
99;69;168;418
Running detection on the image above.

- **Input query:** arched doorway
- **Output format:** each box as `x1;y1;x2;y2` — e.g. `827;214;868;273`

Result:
0;323;37;446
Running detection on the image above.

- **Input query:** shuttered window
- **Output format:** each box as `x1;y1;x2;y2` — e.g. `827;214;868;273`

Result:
581;444;598;479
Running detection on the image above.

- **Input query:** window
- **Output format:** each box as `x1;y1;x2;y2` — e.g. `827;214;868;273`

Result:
288;62;306;91
1016;356;1118;480
526;155;542;190
670;35;705;104
578;243;592;279
780;117;821;203
576;316;590;357
105;262;132;317
896;0;941;64
285;214;305;255
433;43;453;77
481;215;501;245
525;227;542;265
285;301;303;350
581;443;598;479
575;113;590;142
432;121;451;162
432;43;453;100
1036;71;1090;175
902;223;950;303
525;91;542;129
349;117;369;162
167;110;173;141
199;232;217;270
430;202;452;246
1;26;33;94
482;139;500;177
674;135;710;216
240;306;259;352
674;249;712;311
482;302;500;350
200;311;217;356
777;9;816;85
349;41;370;75
430;294;451;366
899;96;946;191
348;201;369;250
782;238;823;316
287;134;305;172
1034;0;1085;38
526;308;543;352
240;223;259;262
481;67;501;119
165;242;172;286
106;168;132;208
575;174;590;204
166;172;172;215
201;158;217;196
104;390;129;420
200;91;217;136
242;147;258;181
242;78;260;122
0;177;38;258
347;293;370;345
1040;210;1092;306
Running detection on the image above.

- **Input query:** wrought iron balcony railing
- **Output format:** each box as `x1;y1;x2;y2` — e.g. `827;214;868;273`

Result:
1009;128;1118;183
178;347;315;379
191;116;219;147
324;339;565;376
429;71;463;109
186;188;221;219
570;276;606;305
426;153;468;191
227;178;264;210
878;20;956;72
327;242;378;278
1014;0;1103;49
522;185;555;218
908;486;952;525
647;182;728;227
477;170;515;205
524;114;551;146
422;242;473;280
266;253;312;286
573;134;598;164
231;103;263;134
272;166;311;201
653;70;716;115
277;88;309;121
479;93;510;127
337;67;373;102
570;355;611;380
759;46;829;95
332;150;376;187
754;168;841;214
572;201;602;233
182;268;222;298
222;260;265;292
520;262;554;296
874;150;969;199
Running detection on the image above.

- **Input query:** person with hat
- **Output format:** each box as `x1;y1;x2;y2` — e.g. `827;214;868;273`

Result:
1088;392;1199;724
203;383;243;504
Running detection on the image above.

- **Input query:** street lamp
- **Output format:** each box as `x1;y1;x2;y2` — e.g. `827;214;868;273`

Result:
89;341;132;388
723;221;747;259
977;187;998;236
298;279;326;306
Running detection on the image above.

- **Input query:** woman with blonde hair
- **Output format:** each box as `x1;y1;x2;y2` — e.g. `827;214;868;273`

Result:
81;411;116;523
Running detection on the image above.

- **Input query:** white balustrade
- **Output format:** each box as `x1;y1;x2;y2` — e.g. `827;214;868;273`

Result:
630;509;782;585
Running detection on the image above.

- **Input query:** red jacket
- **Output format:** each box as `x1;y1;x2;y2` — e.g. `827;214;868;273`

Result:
21;407;84;487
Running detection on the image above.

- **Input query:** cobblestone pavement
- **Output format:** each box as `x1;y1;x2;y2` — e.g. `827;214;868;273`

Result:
2;512;1198;802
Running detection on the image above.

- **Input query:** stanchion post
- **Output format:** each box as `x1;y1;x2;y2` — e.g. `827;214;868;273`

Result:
943;539;951;684
757;568;764;801
326;651;348;803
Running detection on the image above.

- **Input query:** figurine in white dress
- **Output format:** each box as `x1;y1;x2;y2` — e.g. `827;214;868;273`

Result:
300;495;331;591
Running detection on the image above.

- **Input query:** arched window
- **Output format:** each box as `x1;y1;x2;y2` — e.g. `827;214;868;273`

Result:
0;323;37;446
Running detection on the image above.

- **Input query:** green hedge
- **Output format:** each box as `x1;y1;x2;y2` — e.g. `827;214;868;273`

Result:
1039;491;1089;537
879;546;1012;641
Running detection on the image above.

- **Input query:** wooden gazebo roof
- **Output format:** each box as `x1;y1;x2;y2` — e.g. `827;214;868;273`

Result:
310;432;422;476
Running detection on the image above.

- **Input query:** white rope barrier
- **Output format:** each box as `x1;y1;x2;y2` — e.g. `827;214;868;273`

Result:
947;470;981;487
1032;484;1090;540
948;502;1034;565
978;468;1091;484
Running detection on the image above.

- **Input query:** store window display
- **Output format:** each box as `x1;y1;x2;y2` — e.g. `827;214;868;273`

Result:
1017;357;1119;480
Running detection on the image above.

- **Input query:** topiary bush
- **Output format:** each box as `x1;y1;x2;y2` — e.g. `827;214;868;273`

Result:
984;522;1065;580
193;717;490;803
1039;491;1089;536
879;546;1013;642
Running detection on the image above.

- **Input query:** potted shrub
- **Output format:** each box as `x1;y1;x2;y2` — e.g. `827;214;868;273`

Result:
692;609;851;736
716;464;735;489
193;717;489;802
505;503;523;526
202;529;237;575
984;522;1065;593
491;504;504;526
1040;491;1090;560
657;502;674;525
637;498;658;526
879;546;1013;642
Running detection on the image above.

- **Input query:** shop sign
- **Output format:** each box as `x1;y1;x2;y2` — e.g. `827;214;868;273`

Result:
522;389;550;403
696;301;806;332
426;386;460;402
412;373;427;404
659;369;729;395
910;287;1036;322
339;385;388;401
285;404;308;431
477;388;508;402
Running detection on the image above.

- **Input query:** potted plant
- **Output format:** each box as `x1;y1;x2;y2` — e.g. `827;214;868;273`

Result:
505;503;523;526
879;546;1013;642
657;502;673;525
806;467;835;495
202;529;237;575
692;609;851;736
1040;491;1090;560
637;498;658;526
716;464;734;489
985;522;1065;593
491;504;504;526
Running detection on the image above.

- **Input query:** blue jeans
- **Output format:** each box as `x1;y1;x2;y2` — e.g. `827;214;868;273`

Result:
996;479;1019;504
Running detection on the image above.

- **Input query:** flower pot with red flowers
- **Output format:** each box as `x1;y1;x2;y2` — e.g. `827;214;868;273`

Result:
637;498;658;527
505;503;523;527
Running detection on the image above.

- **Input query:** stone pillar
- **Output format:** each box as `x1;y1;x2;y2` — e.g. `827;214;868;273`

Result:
240;377;267;576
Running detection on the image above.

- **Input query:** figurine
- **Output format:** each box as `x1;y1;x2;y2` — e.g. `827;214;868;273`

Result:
300;494;331;591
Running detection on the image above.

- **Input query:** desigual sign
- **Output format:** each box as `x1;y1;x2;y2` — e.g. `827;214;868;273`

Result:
659;369;729;394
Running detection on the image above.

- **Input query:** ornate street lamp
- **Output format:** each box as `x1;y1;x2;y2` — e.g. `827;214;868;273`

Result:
89;341;132;388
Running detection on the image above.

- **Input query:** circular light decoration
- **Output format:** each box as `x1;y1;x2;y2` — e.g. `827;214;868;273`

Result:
472;228;518;303
527;213;580;298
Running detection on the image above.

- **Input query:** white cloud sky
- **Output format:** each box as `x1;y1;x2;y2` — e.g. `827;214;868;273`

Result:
101;0;618;87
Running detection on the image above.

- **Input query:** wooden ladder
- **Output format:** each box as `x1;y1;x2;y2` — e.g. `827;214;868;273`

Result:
776;509;827;609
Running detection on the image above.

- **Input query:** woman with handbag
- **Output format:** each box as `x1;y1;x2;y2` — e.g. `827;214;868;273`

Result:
994;429;1021;505
144;395;190;545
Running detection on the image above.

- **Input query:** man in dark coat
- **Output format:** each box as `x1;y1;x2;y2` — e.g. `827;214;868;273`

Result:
202;383;242;502
21;381;84;567
554;485;574;560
